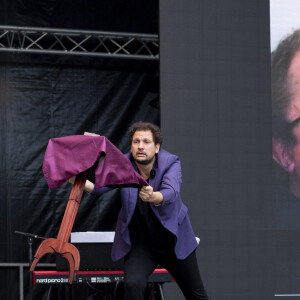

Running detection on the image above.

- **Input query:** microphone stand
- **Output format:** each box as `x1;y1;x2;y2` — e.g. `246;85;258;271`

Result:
15;230;46;300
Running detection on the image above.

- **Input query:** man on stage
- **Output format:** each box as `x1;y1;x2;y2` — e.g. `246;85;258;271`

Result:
73;121;209;299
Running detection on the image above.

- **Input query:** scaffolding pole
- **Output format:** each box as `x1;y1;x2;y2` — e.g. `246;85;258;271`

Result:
0;25;159;60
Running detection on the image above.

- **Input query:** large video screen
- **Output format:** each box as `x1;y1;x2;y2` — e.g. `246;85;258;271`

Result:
271;0;300;296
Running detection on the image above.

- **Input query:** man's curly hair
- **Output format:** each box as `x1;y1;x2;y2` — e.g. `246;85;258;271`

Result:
127;121;162;145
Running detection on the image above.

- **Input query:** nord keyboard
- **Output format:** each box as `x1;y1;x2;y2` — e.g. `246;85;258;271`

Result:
33;269;174;285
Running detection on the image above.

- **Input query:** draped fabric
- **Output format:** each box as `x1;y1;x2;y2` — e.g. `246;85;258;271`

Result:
43;135;148;190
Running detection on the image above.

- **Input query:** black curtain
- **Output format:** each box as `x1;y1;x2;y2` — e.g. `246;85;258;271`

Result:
0;1;159;299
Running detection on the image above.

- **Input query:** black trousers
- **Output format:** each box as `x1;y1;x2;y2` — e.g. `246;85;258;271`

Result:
123;242;209;300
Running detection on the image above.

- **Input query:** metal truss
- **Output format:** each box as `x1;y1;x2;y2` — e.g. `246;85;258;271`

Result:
0;25;159;60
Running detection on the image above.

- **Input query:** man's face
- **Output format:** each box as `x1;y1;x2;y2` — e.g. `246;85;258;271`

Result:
131;130;160;165
287;50;300;173
288;50;300;122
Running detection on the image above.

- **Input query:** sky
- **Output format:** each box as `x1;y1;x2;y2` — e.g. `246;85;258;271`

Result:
270;0;300;52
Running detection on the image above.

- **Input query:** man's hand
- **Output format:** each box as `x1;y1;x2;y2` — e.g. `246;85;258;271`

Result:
139;186;154;202
84;132;100;136
139;186;163;206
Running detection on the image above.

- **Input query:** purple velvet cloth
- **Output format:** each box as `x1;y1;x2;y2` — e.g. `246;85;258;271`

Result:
42;135;148;190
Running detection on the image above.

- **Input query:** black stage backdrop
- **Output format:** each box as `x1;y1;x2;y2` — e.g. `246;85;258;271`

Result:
0;1;159;299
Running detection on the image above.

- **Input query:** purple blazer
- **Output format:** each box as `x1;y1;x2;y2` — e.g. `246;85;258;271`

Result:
94;148;198;261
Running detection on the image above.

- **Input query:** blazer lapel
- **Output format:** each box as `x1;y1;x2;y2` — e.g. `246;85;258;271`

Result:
126;187;138;223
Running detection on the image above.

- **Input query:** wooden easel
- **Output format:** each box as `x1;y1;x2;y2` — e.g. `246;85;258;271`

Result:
29;170;89;283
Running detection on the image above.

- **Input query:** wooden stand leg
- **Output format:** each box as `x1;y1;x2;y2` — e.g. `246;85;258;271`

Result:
30;170;89;283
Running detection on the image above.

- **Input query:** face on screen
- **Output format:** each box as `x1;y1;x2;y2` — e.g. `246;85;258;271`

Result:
272;50;300;178
287;51;300;122
285;50;300;177
289;125;300;170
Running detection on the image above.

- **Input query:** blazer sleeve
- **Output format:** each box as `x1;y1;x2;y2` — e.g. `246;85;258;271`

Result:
159;156;182;206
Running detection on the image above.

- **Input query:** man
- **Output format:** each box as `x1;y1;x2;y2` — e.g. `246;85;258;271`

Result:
79;121;209;299
271;29;300;293
271;29;300;230
272;29;300;198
